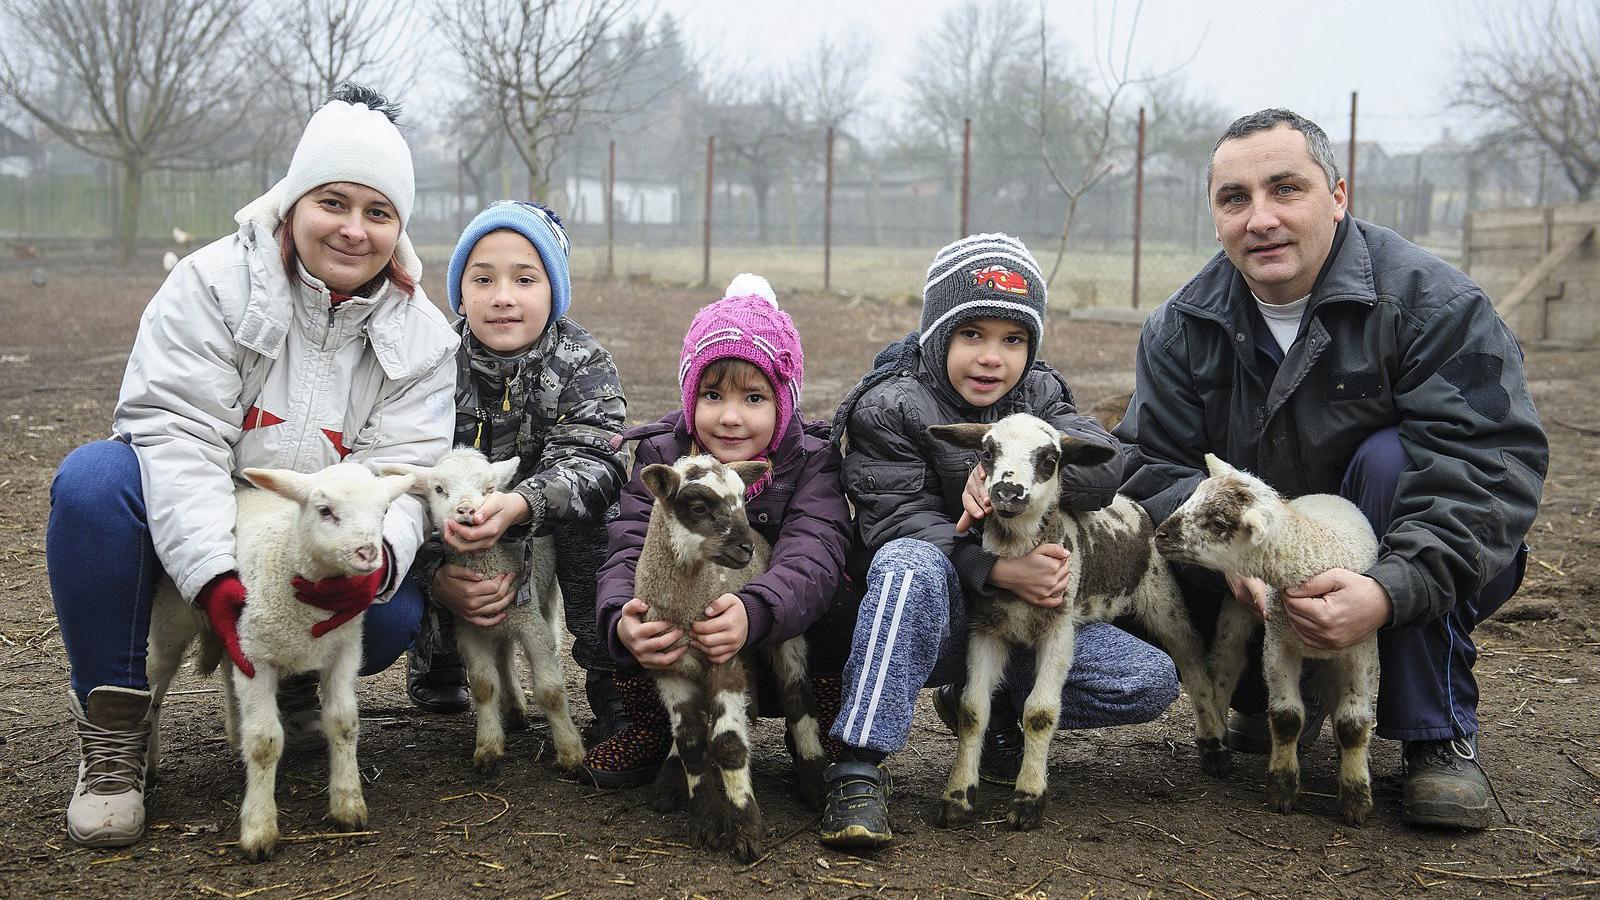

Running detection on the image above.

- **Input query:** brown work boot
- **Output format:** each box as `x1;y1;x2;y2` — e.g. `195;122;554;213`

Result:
582;673;672;788
1402;734;1495;830
66;686;154;848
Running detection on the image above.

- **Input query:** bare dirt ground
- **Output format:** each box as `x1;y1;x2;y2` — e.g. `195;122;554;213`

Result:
0;264;1596;899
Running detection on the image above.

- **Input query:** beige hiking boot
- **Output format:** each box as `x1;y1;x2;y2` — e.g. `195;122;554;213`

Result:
66;686;154;848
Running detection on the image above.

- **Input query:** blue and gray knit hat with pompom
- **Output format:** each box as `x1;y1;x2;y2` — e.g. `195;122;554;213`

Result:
446;200;571;318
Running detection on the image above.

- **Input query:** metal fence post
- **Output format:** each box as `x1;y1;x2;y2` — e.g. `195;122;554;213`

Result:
824;125;835;292
960;117;972;237
703;135;714;289
1347;90;1358;214
1132;106;1145;309
606;140;615;280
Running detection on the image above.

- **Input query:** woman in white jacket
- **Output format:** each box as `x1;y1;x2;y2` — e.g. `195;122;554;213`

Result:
45;84;459;849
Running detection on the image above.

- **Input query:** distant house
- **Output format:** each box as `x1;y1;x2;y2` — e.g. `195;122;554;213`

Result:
0;121;40;178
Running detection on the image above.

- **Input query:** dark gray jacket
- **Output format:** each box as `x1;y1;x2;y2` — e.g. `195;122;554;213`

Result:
833;336;1122;595
1115;217;1547;629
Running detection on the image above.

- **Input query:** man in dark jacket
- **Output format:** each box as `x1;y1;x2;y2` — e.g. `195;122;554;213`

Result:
819;233;1181;850
1116;109;1547;830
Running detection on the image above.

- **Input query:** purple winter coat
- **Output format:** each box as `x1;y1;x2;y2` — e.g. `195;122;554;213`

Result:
596;410;851;667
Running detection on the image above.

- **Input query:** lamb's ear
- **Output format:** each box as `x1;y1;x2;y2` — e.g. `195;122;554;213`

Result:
376;463;431;495
1059;434;1118;467
242;467;313;502
1204;453;1234;478
490;456;522;490
927;423;989;449
641;464;681;502
729;460;771;488
379;472;417;501
1239;507;1272;546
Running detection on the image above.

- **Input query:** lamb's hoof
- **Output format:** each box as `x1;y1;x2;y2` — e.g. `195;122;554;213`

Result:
1006;792;1046;831
474;748;504;776
730;825;763;863
1265;769;1299;814
690;811;729;851
238;825;277;862
1339;782;1373;827
552;740;586;773
328;795;367;831
933;788;977;829
793;758;828;812
650;766;689;813
1197;738;1232;777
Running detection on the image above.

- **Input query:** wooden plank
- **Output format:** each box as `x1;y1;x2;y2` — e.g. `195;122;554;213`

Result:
1495;224;1596;319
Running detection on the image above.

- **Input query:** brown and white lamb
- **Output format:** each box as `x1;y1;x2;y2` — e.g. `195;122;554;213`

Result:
634;454;828;862
381;448;584;774
927;415;1231;831
1153;453;1380;825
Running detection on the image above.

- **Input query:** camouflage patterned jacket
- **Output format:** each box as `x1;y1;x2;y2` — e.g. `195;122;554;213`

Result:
451;316;628;533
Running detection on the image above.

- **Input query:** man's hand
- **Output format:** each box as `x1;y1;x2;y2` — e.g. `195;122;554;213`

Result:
954;464;992;534
431;563;514;627
1225;572;1272;622
988;543;1071;608
618;598;688;670
1282;569;1392;651
442;491;531;554
691;593;749;664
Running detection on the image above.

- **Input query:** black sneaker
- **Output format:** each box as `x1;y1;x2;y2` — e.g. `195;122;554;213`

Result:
1225;701;1327;755
406;612;469;714
819;761;893;851
932;684;1022;786
1402;734;1494;830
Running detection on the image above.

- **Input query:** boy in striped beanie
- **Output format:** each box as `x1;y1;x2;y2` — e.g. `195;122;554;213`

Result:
819;233;1179;850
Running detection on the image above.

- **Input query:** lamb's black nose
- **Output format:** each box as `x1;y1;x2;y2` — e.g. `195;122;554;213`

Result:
737;541;753;556
992;482;1024;506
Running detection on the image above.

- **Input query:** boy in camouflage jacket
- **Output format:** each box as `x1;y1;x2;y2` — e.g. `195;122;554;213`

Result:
408;201;629;737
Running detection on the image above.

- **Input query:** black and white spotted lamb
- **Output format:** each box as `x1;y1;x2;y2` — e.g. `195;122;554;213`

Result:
927;414;1231;831
1154;453;1380;825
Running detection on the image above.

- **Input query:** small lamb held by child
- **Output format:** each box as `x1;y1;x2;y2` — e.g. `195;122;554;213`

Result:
635;454;829;862
1154;453;1380;826
381;448;585;774
927;414;1231;831
145;463;415;860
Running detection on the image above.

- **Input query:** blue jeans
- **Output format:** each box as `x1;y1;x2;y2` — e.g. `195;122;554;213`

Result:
1204;427;1526;741
47;440;423;701
831;537;1181;755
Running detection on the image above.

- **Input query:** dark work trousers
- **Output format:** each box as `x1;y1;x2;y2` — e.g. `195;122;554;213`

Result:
551;508;615;674
1181;426;1527;742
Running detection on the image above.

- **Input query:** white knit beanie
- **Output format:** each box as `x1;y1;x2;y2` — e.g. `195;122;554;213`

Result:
234;97;421;279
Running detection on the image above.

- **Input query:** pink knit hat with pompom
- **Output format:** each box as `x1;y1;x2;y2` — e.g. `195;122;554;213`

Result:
679;274;805;454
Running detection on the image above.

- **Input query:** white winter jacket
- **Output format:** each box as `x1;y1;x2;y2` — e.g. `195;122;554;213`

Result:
114;220;459;602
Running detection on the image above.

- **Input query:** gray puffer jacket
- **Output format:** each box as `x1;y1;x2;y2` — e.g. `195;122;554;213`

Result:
1115;217;1547;628
832;336;1121;595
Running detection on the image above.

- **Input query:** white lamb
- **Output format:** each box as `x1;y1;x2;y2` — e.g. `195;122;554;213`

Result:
380;449;584;774
1153;453;1381;826
145;463;415;859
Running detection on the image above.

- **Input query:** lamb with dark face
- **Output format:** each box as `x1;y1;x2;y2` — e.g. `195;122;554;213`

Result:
641;458;766;570
921;413;1234;833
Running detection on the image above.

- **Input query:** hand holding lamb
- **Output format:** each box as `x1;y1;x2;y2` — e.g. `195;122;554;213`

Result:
198;573;255;677
291;552;388;638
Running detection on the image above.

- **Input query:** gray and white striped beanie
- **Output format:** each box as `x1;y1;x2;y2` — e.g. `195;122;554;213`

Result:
918;232;1048;374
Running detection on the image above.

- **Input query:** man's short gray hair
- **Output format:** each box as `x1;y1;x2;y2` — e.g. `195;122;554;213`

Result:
1206;108;1341;193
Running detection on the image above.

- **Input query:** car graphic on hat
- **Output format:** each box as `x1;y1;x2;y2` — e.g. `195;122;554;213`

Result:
971;265;1029;295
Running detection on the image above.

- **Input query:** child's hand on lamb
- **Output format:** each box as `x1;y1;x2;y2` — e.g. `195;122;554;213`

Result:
955;464;993;533
618;598;689;669
1225;572;1271;622
988;543;1072;608
442;491;531;553
690;593;748;664
431;564;515;627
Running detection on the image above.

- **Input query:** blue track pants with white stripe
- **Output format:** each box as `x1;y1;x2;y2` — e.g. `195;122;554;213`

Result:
830;537;1181;755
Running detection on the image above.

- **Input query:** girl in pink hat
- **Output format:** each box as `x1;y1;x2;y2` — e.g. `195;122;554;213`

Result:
588;274;858;794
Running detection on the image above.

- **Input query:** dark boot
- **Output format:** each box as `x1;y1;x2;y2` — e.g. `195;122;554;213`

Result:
933;684;1022;786
583;669;630;744
278;673;324;753
819;759;893;851
1225;699;1328;754
1402;734;1495;830
582;673;672;788
406;610;469;714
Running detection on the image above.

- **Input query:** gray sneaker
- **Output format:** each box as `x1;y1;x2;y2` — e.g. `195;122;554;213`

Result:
67;686;154;848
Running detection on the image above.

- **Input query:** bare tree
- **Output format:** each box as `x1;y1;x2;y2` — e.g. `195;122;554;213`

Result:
1035;0;1202;281
702;68;800;244
262;0;422;119
436;0;655;204
904;0;1032;157
789;32;877;131
1457;0;1600;201
0;0;254;261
